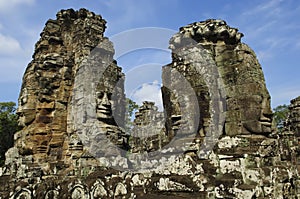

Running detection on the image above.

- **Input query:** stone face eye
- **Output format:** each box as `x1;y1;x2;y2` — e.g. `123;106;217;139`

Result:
96;92;104;99
107;93;112;100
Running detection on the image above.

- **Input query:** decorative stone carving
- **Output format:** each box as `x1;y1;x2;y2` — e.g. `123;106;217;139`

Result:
91;180;107;198
45;190;60;199
96;92;113;120
71;185;89;199
13;188;32;199
114;182;127;196
94;61;127;148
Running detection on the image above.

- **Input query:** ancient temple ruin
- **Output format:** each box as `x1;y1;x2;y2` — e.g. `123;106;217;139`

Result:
0;8;299;198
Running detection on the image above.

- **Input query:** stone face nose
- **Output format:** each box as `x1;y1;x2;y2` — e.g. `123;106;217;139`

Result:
101;93;110;107
261;96;273;122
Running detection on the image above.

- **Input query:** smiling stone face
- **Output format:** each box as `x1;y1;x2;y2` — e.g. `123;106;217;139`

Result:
218;43;273;135
96;91;113;120
169;19;274;136
94;61;126;127
239;92;273;134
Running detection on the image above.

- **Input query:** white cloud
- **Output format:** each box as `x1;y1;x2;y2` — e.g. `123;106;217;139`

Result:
245;20;277;40
296;40;300;49
103;0;156;34
0;32;29;83
242;0;283;17
124;63;163;97
237;0;299;65
256;37;292;61
0;55;28;82
0;33;22;55
257;50;272;62
271;86;300;108
131;80;163;111
0;0;34;12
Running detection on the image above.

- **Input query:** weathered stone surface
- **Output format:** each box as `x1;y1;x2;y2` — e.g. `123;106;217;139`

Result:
129;101;167;153
0;10;298;199
285;96;300;136
281;97;300;176
13;8;108;170
167;19;273;137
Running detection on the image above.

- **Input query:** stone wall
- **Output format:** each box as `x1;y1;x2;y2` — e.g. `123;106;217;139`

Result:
0;9;299;199
282;97;300;174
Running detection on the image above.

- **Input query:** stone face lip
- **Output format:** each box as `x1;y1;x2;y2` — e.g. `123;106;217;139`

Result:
170;19;244;50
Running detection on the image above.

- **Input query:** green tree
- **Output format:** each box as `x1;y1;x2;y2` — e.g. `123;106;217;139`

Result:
125;98;139;134
273;104;289;132
0;102;20;165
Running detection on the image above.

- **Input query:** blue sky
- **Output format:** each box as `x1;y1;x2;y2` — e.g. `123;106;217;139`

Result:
0;0;299;108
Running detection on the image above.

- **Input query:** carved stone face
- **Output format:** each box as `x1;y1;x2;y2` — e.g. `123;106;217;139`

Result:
96;91;113;120
239;93;273;135
17;89;36;127
170;20;273;136
222;45;273;135
17;108;35;127
241;79;272;135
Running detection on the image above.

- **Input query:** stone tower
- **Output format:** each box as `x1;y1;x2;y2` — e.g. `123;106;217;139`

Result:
5;8;127;177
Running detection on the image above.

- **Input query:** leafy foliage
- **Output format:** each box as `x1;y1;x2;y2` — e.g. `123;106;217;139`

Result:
273;104;289;132
125;98;139;134
0;102;20;165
